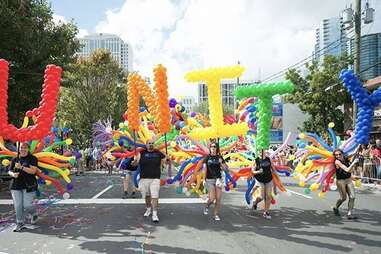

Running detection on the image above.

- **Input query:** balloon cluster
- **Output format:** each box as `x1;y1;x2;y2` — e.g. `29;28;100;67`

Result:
340;69;381;144
185;65;249;140
0;119;75;198
126;66;171;135
154;64;171;134
0;59;62;142
235;80;294;152
294;124;360;197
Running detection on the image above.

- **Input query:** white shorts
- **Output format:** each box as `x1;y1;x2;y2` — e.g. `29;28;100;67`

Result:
139;178;160;198
254;180;273;199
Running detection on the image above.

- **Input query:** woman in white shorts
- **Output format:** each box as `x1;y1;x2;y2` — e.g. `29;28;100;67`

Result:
202;142;228;221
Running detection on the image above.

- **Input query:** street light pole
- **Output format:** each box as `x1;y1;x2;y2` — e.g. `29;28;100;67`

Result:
353;0;361;128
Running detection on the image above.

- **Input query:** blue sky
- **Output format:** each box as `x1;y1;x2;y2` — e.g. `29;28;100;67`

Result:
49;0;125;33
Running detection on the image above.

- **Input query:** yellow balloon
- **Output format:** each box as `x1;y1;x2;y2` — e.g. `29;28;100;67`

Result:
318;191;326;198
299;181;305;187
65;138;73;145
170;141;177;148
328;122;335;128
299;133;306;139
2;159;10;167
355;179;361;188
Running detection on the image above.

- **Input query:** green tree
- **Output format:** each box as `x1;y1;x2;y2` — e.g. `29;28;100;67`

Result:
0;0;80;125
285;54;353;134
57;49;126;144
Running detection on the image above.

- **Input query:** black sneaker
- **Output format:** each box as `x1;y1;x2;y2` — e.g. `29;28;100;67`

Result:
13;223;25;232
347;214;358;220
333;207;340;216
122;192;128;199
253;203;258;210
130;191;136;198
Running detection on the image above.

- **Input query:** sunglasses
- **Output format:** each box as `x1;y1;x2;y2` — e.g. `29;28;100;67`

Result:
210;145;217;148
334;153;342;156
147;143;154;145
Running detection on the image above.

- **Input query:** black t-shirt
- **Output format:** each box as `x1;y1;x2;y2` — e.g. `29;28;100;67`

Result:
335;159;352;180
122;158;138;171
205;155;225;179
139;150;165;179
8;154;38;192
254;157;273;183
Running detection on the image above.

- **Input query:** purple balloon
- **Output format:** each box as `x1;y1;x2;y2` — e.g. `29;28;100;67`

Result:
169;98;177;108
190;112;196;117
67;183;74;190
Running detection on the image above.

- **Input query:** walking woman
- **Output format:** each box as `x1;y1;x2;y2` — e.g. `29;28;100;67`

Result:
251;150;274;219
332;149;359;219
203;142;228;221
8;142;39;232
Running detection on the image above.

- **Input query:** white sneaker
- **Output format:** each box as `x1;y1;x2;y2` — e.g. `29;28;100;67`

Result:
203;207;209;215
144;208;152;217
263;212;271;220
152;213;159;223
214;215;221;221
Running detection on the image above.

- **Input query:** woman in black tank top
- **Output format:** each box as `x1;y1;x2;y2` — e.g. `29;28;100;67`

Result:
332;149;359;219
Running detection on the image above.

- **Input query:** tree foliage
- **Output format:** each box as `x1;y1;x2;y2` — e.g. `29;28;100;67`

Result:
57;49;127;144
285;55;353;134
0;0;80;125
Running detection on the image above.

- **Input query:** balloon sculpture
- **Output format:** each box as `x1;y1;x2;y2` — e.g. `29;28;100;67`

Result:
185;66;249;140
0;59;61;142
0;59;73;199
340;69;381;144
235;80;294;153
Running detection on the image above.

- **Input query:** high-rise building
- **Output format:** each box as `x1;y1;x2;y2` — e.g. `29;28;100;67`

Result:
78;33;132;72
348;33;381;80
313;17;348;62
198;79;256;109
179;96;195;112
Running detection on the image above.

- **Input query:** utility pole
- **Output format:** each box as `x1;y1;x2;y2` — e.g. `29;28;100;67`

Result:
353;0;361;128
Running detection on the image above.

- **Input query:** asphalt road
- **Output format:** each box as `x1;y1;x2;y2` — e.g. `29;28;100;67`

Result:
0;172;380;254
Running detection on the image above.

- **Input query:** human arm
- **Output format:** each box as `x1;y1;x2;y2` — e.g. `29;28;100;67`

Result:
335;158;359;173
131;152;141;166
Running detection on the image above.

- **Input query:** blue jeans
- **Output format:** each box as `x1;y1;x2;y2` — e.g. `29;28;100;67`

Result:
10;189;37;224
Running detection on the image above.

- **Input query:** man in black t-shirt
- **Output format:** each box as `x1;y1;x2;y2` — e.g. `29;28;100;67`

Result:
8;142;39;232
132;138;169;223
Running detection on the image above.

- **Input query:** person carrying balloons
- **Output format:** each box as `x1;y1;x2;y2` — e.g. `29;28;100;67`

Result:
332;149;359;219
132;138;170;223
202;142;228;221
7;142;39;232
121;147;138;199
251;150;274;220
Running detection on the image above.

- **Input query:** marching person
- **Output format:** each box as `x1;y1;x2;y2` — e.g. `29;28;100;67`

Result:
132;138;169;223
251;149;274;220
332;149;359;219
202;142;228;221
121;148;138;198
8;142;39;232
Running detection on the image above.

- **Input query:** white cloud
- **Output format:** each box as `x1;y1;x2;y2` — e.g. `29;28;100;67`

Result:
77;29;89;38
95;0;355;100
52;14;66;24
52;14;89;39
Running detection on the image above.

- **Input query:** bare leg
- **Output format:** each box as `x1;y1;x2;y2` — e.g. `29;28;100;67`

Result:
214;187;222;216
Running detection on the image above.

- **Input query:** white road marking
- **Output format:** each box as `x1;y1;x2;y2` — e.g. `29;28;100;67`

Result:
91;185;114;199
286;189;313;199
0;198;206;205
